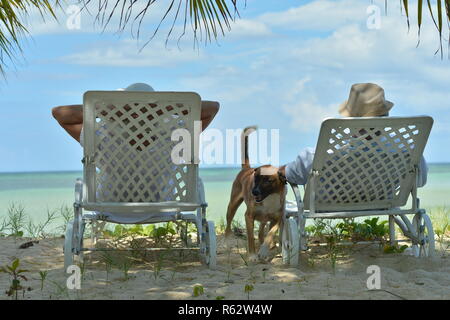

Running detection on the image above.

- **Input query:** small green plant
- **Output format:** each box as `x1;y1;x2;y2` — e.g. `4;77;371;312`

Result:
383;244;409;254
152;251;167;281
216;217;226;234
336;217;389;242
38;270;48;291
431;207;450;255
6;202;27;237
58;204;74;234
325;234;340;274
99;252;114;281
49;280;71;300
0;217;8;237
0;258;29;300
117;257;133;280
435;223;449;254
305;219;327;238
216;295;225;300
26;208;58;239
244;284;254;300
192;285;204;297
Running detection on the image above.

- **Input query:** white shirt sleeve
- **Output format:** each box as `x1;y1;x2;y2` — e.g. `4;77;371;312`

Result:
285;147;315;185
417;155;428;188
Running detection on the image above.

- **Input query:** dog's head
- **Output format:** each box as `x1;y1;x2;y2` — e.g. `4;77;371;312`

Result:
251;165;287;203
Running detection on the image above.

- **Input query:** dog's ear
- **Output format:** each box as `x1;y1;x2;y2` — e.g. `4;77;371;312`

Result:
278;170;287;184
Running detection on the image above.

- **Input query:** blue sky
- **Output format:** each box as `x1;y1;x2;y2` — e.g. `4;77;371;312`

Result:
0;0;449;172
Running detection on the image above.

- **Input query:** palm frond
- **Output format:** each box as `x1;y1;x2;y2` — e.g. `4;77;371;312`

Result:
0;0;61;75
400;0;450;58
77;0;240;49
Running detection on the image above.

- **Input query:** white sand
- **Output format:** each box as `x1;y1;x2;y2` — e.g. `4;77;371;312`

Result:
0;235;449;300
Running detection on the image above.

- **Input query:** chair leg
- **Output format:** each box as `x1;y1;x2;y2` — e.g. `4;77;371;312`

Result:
298;214;308;251
389;215;396;246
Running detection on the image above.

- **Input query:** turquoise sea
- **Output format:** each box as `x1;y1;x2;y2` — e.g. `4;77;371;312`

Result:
0;165;449;230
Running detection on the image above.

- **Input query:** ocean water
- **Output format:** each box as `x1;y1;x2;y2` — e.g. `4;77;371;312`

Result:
0;165;449;230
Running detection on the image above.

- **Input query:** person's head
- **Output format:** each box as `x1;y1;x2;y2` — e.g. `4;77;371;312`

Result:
338;83;393;117
118;82;155;92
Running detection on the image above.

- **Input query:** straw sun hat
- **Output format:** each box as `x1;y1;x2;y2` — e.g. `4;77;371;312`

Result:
339;83;394;117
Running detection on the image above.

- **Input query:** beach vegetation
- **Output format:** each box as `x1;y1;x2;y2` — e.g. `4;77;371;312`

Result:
306;217;389;243
117;257;133;281
0;258;30;300
26;208;59;239
38;270;48;291
244;283;254;300
99;252;114;281
430;207;450;255
192;284;204;297
5;202;27;237
49;280;70;300
57;204;74;234
0;202;74;238
152;251;167;281
383;244;409;254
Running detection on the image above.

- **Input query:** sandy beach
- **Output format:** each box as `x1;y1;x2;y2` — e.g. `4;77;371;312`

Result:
1;232;449;300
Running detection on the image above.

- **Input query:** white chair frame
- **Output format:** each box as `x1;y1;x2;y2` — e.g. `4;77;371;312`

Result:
282;116;435;266
64;91;216;270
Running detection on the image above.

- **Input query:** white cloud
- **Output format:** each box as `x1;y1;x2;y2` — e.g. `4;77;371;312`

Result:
171;0;450;140
258;0;368;31
283;99;337;132
61;39;204;67
226;19;273;39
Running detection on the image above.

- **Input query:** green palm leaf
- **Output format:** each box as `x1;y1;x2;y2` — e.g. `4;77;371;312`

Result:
0;0;61;75
2;0;450;80
79;0;239;48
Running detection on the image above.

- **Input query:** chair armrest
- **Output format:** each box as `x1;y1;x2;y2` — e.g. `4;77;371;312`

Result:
289;183;304;211
75;178;83;204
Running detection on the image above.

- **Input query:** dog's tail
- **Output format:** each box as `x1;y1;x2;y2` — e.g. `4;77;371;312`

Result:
241;126;257;169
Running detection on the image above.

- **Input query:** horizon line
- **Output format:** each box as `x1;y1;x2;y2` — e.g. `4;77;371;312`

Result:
1;162;450;174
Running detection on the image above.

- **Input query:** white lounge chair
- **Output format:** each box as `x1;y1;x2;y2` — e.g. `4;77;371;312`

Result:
282;116;434;266
64;91;217;269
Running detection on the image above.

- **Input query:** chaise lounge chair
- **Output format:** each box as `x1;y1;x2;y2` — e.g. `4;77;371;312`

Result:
64;91;216;270
282;116;434;266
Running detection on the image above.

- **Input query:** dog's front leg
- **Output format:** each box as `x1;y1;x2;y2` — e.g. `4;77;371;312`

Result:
258;222;267;245
245;210;257;262
258;218;282;262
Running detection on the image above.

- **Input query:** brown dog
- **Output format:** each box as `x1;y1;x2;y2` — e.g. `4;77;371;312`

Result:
225;126;287;262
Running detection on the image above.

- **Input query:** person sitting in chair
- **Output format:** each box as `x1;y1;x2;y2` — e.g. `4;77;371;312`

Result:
52;83;220;222
280;83;428;188
52;83;219;143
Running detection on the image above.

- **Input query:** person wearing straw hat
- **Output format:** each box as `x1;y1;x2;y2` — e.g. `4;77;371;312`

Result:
280;83;428;187
52;82;219;143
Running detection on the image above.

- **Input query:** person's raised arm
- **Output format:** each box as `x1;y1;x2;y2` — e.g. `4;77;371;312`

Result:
200;100;220;131
52;105;83;142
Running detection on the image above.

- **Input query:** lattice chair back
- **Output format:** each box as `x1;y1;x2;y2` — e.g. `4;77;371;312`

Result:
82;91;201;206
304;116;433;212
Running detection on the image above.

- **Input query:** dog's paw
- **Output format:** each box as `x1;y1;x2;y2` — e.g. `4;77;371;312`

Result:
257;244;270;262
